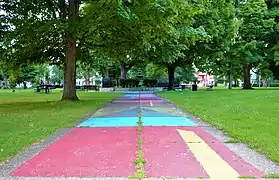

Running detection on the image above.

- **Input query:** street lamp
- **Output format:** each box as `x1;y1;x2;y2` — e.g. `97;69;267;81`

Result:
137;70;143;91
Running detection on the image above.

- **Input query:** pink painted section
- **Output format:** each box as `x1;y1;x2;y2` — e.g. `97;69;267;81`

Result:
191;127;264;177
11;128;137;178
113;100;139;103
143;127;263;177
142;127;208;178
113;100;163;103
137;94;157;98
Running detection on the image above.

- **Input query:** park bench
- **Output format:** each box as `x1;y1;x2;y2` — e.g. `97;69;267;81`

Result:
34;85;56;93
206;85;214;91
82;85;100;92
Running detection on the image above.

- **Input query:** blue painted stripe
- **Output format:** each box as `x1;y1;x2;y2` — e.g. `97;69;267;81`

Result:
142;117;196;126
78;117;139;127
77;116;196;127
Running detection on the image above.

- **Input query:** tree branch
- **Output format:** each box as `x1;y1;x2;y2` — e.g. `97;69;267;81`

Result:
77;29;89;50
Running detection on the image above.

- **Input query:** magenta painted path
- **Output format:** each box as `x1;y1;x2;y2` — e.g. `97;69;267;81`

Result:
12;128;137;177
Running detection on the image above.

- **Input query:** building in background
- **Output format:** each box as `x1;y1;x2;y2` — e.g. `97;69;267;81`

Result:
193;72;215;87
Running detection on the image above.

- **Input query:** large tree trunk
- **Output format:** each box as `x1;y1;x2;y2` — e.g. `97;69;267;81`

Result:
61;0;79;101
62;34;79;100
242;64;253;89
167;65;176;91
120;62;128;79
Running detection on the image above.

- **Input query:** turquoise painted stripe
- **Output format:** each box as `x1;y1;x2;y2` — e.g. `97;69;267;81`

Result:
142;117;196;126
77;116;196;127
78;117;139;127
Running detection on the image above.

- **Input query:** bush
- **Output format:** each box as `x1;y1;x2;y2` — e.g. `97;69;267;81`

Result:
143;79;157;87
270;83;279;87
120;79;140;88
157;78;180;87
9;75;17;90
252;84;263;87
95;80;101;86
102;78;116;88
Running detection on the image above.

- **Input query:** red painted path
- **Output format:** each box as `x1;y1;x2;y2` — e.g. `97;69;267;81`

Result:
142;127;263;178
12;128;137;177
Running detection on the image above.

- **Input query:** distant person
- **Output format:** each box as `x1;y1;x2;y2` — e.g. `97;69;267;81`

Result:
40;80;44;85
192;81;198;91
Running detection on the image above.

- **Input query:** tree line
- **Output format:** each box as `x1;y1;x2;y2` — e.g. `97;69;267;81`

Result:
1;0;279;100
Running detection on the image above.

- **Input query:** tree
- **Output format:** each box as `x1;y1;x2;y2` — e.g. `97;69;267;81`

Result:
2;0;90;100
237;0;274;89
50;66;64;85
176;66;197;83
146;0;236;90
144;63;167;78
15;64;38;89
265;0;279;80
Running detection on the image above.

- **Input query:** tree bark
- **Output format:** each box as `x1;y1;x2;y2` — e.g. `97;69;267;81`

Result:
3;74;7;89
234;79;237;87
61;0;79;101
23;81;27;89
104;68;109;78
262;78;267;87
242;64;253;89
120;62;128;79
167;65;176;91
62;34;79;100
228;68;232;90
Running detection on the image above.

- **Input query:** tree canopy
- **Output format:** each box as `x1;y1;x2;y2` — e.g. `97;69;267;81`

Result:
1;0;279;98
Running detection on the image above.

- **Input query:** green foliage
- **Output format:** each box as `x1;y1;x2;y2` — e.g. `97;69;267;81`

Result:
16;64;38;86
50;66;64;85
237;0;274;65
144;63;167;78
143;79;157;87
120;79;140;88
95;80;101;86
175;66;197;83
8;75;17;89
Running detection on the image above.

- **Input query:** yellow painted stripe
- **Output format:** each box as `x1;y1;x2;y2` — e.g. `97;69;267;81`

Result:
177;129;240;180
150;100;153;107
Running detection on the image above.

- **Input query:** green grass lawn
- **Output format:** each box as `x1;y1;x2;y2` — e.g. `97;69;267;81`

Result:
0;89;121;163
157;88;279;163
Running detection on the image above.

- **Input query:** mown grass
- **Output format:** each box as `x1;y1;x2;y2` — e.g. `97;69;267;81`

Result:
157;88;279;163
0;89;121;163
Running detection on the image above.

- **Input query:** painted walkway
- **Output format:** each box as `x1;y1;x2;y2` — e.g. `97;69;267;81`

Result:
10;92;264;179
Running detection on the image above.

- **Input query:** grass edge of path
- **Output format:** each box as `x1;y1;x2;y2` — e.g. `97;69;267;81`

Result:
0;92;121;164
156;90;279;164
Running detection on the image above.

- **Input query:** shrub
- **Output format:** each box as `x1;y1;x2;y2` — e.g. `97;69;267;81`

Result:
102;78;116;88
120;79;140;88
143;79;157;87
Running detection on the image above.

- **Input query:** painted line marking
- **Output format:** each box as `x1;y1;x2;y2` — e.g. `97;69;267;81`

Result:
177;129;240;180
150;100;153;107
